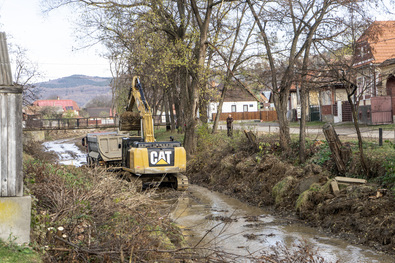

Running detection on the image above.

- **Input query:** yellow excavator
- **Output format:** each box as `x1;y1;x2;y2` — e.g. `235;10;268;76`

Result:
118;76;188;190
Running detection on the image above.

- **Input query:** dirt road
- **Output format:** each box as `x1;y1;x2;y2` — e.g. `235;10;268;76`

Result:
217;122;395;140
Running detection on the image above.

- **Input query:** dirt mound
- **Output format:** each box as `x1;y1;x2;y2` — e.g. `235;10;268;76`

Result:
314;185;395;250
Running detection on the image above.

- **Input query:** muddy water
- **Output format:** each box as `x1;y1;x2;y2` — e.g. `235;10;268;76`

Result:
172;185;394;262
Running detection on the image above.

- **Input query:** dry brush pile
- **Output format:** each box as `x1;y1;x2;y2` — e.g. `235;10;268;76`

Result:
23;158;186;262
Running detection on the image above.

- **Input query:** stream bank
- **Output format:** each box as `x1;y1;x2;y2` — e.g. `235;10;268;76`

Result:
171;185;394;262
188;130;395;257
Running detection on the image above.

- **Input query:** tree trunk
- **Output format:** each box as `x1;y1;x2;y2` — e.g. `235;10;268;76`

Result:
299;86;307;163
184;0;213;157
167;87;176;132
273;91;291;151
199;86;208;124
163;92;170;131
183;76;199;158
348;96;369;177
175;67;185;133
212;82;229;133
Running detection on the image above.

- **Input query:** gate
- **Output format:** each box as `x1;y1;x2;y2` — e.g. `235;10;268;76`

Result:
309;106;320;121
371;96;392;124
358;105;372;125
342;101;352;122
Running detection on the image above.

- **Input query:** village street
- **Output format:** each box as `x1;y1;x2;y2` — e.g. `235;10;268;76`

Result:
218;122;395;140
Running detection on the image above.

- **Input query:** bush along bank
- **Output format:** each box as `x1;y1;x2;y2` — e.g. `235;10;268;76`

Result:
187;127;395;255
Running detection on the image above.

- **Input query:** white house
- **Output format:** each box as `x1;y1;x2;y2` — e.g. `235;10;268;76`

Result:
208;82;260;121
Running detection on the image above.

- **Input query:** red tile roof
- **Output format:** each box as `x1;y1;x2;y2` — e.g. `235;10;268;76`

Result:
355;21;395;66
33;99;80;111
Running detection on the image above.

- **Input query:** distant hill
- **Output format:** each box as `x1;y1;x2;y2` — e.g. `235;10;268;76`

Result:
36;75;113;107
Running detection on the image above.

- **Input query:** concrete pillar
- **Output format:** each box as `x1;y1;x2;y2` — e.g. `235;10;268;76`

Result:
0;32;31;244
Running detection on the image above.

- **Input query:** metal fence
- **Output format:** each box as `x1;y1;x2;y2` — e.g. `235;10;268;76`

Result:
23;115;174;131
23;117;119;130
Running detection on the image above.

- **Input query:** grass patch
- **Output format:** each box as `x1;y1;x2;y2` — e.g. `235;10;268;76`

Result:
154;127;184;143
0;240;41;263
272;176;296;205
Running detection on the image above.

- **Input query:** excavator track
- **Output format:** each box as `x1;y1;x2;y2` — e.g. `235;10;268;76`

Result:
175;174;189;191
127;173;188;191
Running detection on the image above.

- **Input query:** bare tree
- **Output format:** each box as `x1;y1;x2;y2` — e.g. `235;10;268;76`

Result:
210;2;258;134
11;45;42;106
246;0;372;154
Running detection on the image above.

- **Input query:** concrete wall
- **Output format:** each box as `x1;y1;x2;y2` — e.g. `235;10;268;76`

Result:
0;196;31;244
23;131;45;144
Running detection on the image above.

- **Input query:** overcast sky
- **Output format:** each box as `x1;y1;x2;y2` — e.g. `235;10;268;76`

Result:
0;0;111;81
0;0;393;83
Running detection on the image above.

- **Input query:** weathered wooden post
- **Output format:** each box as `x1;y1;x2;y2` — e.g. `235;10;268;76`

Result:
322;123;351;175
379;128;383;146
0;32;31;244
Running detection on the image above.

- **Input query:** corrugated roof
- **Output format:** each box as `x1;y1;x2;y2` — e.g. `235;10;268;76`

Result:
356;21;395;65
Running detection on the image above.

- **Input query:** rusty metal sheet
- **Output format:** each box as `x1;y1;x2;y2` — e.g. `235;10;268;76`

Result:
371;96;392;112
321;105;332;115
371;96;392;124
372;112;393;125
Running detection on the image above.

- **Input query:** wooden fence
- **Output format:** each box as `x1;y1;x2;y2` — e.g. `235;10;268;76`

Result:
212;111;277;122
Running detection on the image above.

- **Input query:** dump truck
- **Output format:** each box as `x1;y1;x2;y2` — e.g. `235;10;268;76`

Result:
82;132;137;167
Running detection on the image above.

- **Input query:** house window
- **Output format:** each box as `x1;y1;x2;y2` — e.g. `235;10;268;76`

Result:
231;105;236;112
249;104;253;107
243;105;248;112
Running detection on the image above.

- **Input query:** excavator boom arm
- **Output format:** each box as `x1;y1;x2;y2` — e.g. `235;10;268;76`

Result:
123;76;155;142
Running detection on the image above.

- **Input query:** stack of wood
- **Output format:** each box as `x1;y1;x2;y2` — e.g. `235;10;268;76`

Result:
331;176;367;196
119;111;141;131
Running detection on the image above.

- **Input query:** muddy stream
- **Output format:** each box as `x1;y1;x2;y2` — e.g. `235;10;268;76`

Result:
44;139;394;262
171;185;394;262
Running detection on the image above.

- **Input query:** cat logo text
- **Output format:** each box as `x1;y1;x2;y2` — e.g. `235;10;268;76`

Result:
149;149;174;166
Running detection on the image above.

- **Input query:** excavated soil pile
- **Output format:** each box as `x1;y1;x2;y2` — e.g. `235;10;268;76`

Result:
188;135;395;255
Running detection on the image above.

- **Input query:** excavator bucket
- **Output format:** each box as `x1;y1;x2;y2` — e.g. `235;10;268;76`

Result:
119;111;141;131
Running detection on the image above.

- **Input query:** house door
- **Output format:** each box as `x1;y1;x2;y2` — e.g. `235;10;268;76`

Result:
334;101;342;123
